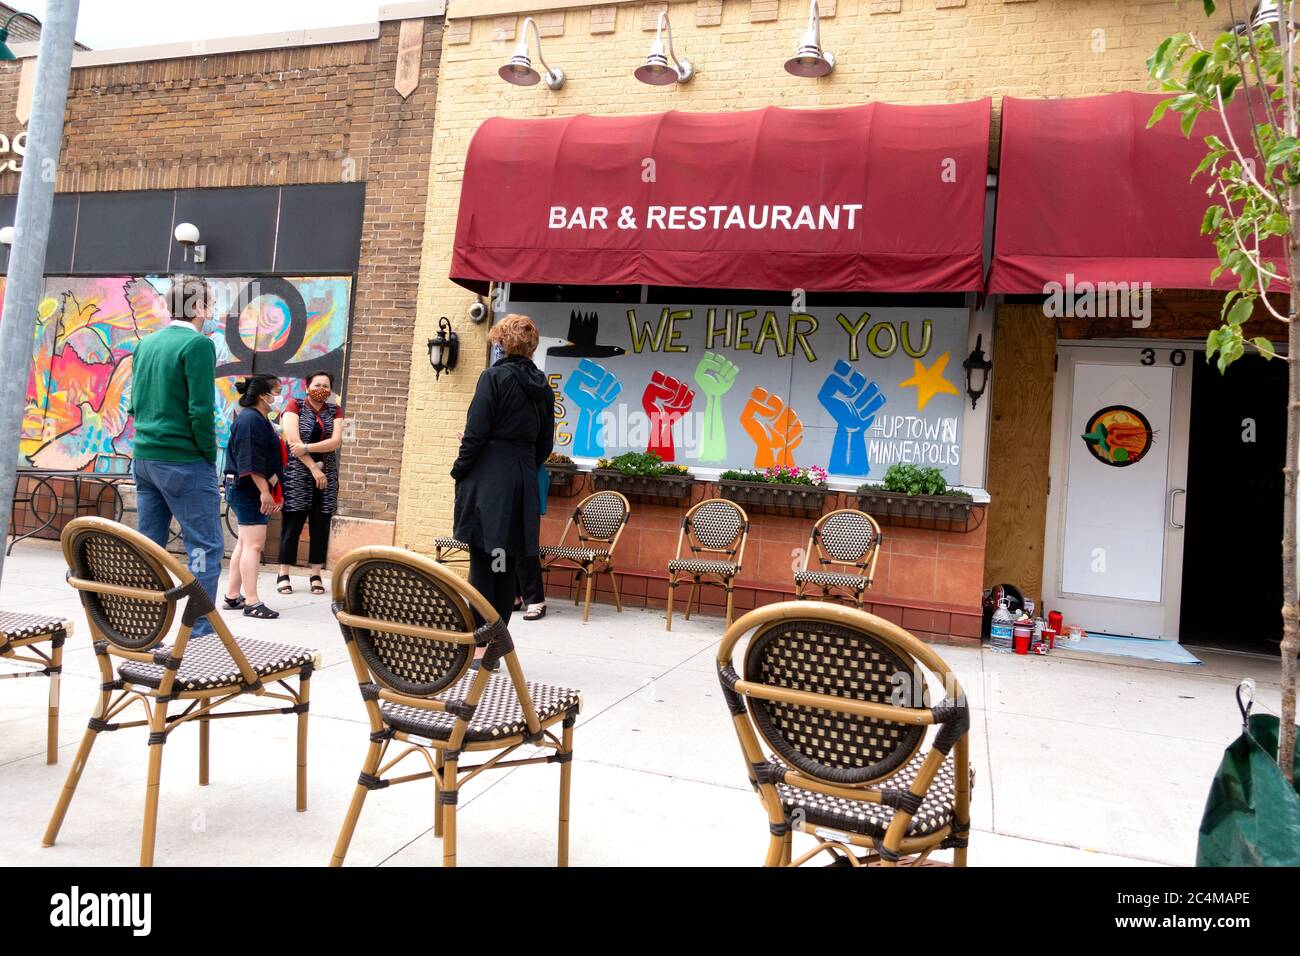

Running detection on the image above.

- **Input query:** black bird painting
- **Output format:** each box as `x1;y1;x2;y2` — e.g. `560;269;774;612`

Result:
547;310;626;359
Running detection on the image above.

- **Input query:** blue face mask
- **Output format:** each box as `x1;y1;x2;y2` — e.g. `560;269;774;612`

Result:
490;343;506;365
202;318;221;337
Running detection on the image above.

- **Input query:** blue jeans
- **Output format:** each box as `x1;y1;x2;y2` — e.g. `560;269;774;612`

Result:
133;458;224;637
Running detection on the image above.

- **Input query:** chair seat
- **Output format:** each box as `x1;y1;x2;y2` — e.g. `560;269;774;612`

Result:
434;537;469;550
794;570;868;590
769;750;970;838
118;635;318;692
540;545;610;564
0;610;69;651
668;558;738;576
381;671;581;743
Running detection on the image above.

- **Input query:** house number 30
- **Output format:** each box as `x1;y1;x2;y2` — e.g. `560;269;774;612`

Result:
1139;349;1185;366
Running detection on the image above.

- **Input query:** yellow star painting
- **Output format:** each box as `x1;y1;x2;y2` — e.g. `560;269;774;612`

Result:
898;352;960;411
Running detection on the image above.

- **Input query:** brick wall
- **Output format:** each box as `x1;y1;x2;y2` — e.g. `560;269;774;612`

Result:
0;16;443;532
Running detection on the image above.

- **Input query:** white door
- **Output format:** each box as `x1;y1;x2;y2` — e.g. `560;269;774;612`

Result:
1042;344;1192;639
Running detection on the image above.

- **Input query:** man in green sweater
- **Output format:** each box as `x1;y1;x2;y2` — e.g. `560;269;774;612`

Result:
128;275;223;635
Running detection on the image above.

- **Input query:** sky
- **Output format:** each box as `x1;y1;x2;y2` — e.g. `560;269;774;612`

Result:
19;0;389;50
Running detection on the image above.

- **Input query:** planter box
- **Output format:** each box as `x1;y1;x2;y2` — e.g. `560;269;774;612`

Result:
854;488;985;533
545;462;580;493
718;479;831;518
591;469;695;505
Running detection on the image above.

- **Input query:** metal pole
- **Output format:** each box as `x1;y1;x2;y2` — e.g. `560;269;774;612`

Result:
0;1;80;587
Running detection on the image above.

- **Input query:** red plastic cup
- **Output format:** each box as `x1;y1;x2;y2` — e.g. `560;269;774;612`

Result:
1048;610;1063;633
1042;627;1057;650
1013;632;1030;654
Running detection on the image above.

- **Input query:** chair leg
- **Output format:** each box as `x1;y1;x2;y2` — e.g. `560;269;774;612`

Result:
582;565;595;623
684;581;698;621
442;758;459;867
198;711;210;786
781;832;793;866
725;581;736;627
42;718;103;847
296;669;311;812
608;568;623;612
329;740;384;867
665;578;676;632
855;590;865;610
557;717;574;867
140;703;169;868
47;638;63;765
572;569;581;605
763;833;786;867
795;581;805;601
433;750;445;838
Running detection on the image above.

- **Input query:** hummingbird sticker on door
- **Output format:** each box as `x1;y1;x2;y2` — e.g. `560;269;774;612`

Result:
1081;404;1154;467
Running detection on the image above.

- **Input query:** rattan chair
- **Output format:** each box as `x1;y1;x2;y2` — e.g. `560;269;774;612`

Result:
329;545;581;867
539;490;630;623
666;498;749;631
43;517;319;867
1;610;72;764
433;536;470;565
794;509;883;608
717;602;972;867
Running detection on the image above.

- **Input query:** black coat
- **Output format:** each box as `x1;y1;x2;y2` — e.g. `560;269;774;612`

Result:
225;406;284;494
452;356;554;555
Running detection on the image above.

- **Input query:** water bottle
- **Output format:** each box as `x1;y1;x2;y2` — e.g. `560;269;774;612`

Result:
989;598;1014;652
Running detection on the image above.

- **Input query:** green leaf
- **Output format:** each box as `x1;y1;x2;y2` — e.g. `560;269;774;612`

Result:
1226;295;1255;328
1148;95;1179;128
1219;74;1242;101
1180;108;1199;138
1252;337;1277;359
1202;0;1216;13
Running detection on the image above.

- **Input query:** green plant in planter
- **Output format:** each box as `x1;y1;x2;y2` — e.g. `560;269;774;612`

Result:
547;452;575;466
858;465;972;499
597;451;690;478
719;465;829;487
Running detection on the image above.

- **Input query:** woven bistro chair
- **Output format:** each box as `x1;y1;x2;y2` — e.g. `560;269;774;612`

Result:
539;490;630;623
794;509;883;609
43;517;318;867
665;498;749;631
717;602;972;867
329;545;581;867
433;536;470;565
1;610;73;764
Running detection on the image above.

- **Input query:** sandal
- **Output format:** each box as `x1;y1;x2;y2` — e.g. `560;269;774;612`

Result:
223;595;247;610
243;602;280;620
523;603;546;621
310;575;325;595
276;575;293;595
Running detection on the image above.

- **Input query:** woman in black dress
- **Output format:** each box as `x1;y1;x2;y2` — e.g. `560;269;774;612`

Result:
451;314;554;661
277;371;344;596
223;374;284;619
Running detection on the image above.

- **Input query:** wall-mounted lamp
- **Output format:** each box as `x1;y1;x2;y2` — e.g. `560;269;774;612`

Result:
0;11;40;62
174;222;206;264
962;333;993;410
427;316;459;380
785;0;835;78
499;16;565;90
635;11;693;85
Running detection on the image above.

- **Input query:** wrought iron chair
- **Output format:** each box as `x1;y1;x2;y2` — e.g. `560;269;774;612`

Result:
794;509;883;608
433;536;470;565
665;498;749;630
43;517;318;867
329;546;581;867
539;490;630;623
1;610;72;764
717;602;972;867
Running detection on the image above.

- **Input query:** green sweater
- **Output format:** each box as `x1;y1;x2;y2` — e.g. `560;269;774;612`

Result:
129;324;218;465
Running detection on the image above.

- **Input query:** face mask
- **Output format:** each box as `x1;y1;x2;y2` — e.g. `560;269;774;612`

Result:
490;343;506;365
201;318;220;337
266;394;284;414
308;385;330;404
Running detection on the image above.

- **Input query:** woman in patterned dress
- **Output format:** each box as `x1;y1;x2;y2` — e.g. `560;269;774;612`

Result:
276;371;344;595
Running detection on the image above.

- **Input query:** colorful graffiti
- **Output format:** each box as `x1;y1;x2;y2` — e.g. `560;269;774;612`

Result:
0;275;352;474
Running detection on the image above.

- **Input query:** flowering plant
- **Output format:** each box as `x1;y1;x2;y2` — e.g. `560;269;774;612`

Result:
720;464;829;487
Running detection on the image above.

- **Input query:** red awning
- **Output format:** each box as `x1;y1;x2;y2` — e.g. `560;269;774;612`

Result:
451;101;991;294
988;90;1284;293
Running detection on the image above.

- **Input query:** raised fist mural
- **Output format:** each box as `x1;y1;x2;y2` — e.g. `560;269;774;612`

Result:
641;370;695;462
740;387;803;469
817;359;887;477
564;358;622;458
693;352;739;462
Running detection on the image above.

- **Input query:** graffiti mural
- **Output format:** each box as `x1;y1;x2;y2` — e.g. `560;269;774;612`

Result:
0;275;352;474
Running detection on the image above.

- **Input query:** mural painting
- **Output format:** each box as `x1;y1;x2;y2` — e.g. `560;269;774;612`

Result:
0;275;352;474
529;302;969;483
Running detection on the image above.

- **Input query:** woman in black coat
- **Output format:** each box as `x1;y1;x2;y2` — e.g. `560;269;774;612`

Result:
451;314;554;646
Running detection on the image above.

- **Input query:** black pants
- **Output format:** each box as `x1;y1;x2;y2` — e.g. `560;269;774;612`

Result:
469;547;517;633
516;554;545;606
280;490;331;567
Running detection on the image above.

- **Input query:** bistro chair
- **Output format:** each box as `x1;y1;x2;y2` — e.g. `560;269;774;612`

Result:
329;546;581;867
539;490;631;623
43;517;318;867
1;610;72;764
433;536;470;565
794;509;883;609
716;601;972;867
665;498;749;631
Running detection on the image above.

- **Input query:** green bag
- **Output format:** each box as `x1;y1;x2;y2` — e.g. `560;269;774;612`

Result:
1196;682;1300;867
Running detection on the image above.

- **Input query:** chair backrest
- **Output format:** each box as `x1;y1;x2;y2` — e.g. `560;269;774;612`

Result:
573;491;630;544
61;517;180;651
681;498;747;559
810;509;881;572
332;547;480;696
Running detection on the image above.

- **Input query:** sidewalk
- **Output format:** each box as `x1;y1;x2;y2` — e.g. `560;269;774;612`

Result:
0;539;1281;867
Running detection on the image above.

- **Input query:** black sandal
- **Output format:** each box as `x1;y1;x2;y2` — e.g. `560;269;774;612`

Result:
223;595;246;610
523;603;546;621
310;575;325;595
276;575;293;595
243;602;280;619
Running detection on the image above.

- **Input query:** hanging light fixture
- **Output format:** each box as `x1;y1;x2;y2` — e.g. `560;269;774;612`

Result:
498;16;565;90
785;0;835;78
427;317;460;380
635;11;693;85
962;334;993;410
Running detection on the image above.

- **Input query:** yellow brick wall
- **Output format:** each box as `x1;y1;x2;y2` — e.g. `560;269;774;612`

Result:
396;0;1209;551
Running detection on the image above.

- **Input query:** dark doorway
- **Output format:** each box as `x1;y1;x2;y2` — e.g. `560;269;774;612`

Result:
1180;352;1286;652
